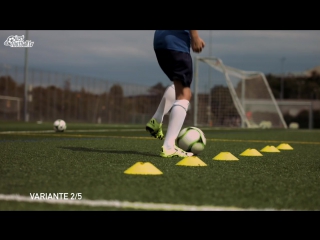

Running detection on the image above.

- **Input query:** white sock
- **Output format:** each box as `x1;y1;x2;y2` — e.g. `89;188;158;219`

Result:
152;84;175;123
164;99;189;150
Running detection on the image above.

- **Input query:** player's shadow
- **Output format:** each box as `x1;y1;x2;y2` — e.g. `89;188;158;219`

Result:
58;146;158;157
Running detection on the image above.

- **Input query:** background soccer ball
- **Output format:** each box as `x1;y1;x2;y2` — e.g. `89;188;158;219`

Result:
53;119;67;132
176;126;206;155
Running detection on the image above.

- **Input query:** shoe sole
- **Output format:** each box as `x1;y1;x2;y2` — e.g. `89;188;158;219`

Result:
146;126;164;140
146;126;157;137
160;154;192;158
160;151;193;158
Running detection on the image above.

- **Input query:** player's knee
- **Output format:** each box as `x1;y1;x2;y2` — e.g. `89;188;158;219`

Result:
173;99;189;112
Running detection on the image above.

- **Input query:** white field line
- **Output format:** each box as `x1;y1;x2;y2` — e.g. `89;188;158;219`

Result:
0;127;221;135
0;129;146;134
0;194;283;211
1;129;319;145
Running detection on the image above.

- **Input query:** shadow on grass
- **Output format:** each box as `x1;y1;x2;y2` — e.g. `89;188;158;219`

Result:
58;146;159;157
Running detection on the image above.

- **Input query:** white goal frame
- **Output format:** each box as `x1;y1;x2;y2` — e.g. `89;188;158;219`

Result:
193;56;288;129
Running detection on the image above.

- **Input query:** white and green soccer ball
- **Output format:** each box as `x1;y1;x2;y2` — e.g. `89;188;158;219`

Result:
176;126;206;155
53;119;67;132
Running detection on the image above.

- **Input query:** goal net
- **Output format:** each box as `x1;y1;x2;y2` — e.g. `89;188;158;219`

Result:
193;56;287;129
0;95;22;121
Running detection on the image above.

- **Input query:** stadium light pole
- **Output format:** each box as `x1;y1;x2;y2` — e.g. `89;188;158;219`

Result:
24;30;29;122
207;30;213;126
280;57;286;100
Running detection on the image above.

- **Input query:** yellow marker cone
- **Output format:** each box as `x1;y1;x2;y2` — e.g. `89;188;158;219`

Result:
124;162;163;175
240;148;263;156
260;146;281;152
277;143;293;150
176;156;207;166
213;152;239;161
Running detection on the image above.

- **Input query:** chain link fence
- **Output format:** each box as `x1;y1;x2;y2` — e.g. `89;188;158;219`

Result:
0;64;198;125
1;64;319;128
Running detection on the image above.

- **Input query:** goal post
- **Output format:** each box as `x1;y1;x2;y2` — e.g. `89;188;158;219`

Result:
0;95;22;121
193;56;288;129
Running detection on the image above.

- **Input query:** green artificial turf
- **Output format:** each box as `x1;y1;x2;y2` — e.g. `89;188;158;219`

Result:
1;122;319;211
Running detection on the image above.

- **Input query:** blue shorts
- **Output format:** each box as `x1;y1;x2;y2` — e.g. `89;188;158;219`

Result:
154;49;193;87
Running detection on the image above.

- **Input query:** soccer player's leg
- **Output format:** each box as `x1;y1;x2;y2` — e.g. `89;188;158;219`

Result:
159;50;194;158
146;84;175;140
160;97;193;157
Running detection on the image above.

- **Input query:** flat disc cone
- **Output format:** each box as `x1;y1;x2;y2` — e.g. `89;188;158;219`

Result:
260;146;281;152
176;156;207;166
124;162;163;175
213;152;239;161
277;143;293;150
240;148;263;156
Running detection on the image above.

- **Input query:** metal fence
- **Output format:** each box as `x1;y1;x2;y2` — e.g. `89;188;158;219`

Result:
0;64;197;125
0;63;318;128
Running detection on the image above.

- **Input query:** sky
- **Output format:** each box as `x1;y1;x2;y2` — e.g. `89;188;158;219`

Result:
1;30;320;90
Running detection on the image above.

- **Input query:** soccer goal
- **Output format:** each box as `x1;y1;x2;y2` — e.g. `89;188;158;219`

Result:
0;95;22;121
193;56;287;129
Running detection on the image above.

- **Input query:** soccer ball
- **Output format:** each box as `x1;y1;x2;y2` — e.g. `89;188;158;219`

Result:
176;127;206;155
53;119;67;132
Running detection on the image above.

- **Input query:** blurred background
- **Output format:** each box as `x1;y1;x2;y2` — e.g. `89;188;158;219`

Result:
0;30;319;128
